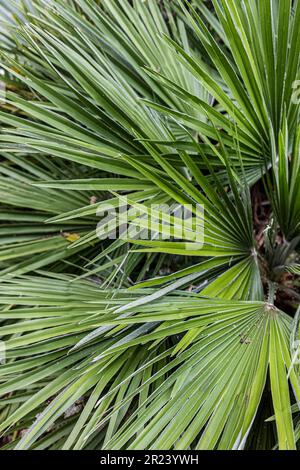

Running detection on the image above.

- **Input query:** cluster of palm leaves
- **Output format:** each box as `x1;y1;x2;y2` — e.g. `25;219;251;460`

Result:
0;0;299;450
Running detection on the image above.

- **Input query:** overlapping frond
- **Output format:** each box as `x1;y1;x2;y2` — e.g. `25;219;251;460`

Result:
0;0;299;451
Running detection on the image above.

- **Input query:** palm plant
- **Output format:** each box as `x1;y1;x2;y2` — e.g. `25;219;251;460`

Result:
0;0;299;450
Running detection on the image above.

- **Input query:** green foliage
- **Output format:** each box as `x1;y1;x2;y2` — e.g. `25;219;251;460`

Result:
0;0;299;450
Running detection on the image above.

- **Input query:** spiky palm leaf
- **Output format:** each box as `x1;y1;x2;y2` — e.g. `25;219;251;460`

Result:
0;0;299;451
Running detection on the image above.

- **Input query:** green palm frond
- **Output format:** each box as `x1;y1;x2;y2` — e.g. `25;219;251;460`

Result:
0;0;299;451
0;274;298;450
